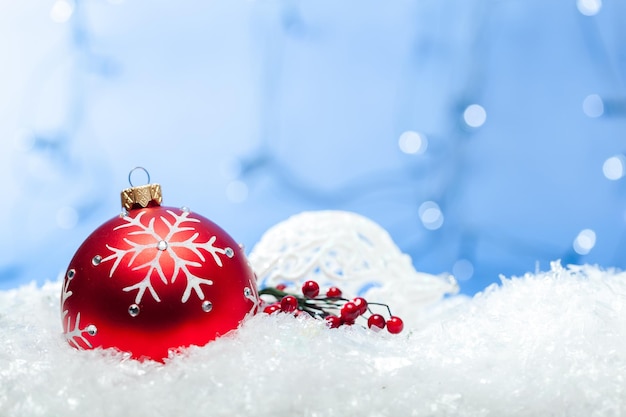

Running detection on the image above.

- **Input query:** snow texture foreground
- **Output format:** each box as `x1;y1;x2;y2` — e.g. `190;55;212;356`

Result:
2;263;626;416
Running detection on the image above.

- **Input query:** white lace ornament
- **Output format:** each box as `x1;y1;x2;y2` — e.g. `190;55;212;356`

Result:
249;210;459;324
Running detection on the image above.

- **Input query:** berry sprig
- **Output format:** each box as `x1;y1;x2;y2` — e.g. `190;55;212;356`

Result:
258;280;404;334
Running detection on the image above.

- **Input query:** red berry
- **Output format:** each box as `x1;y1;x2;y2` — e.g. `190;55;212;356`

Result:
326;286;342;298
386;316;404;334
325;315;342;328
280;295;298;313
352;297;368;315
302;280;320;298
340;302;360;321
340;318;355;326
263;303;281;314
367;314;386;330
276;283;287;291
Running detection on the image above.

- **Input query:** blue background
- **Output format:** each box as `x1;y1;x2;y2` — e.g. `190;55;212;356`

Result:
1;0;624;294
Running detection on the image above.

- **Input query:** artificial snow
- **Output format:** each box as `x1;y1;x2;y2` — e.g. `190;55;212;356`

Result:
2;262;626;416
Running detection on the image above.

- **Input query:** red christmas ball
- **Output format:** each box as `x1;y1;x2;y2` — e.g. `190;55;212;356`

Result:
61;177;259;361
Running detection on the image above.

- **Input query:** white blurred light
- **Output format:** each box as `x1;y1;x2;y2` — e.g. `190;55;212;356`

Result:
226;180;248;203
57;206;79;230
573;229;596;255
452;259;474;281
418;201;444;230
603;155;625;180
463;104;487;128
398;131;427;155
577;0;602;16
50;0;74;23
582;94;604;118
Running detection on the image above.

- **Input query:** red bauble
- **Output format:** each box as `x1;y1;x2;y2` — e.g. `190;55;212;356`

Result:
61;176;259;361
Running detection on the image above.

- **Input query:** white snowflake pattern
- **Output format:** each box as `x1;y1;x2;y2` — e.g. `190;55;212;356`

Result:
100;209;231;304
242;283;260;322
62;277;93;349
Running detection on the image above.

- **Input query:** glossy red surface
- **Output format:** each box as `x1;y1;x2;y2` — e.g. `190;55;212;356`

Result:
61;206;259;361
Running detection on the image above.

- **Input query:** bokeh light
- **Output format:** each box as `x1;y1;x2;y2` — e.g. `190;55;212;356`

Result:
582;94;604;118
452;259;474;282
577;0;602;16
50;0;74;23
398;131;427;155
419;201;444;231
573;229;596;255
463;104;487;128
602;155;625;181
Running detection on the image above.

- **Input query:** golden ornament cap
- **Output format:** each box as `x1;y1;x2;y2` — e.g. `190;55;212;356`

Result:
121;167;163;211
